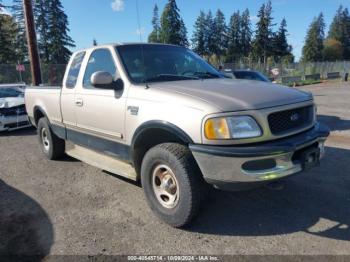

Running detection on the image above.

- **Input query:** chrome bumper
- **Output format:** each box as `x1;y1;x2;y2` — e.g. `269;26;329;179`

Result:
190;123;330;191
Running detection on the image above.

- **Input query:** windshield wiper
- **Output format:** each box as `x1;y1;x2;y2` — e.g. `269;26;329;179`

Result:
193;72;221;79
143;74;199;83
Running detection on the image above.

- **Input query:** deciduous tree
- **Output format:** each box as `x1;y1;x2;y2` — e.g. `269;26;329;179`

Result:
323;38;343;61
328;6;350;59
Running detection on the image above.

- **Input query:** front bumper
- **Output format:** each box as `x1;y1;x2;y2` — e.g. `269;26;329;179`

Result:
0;115;31;132
190;123;330;191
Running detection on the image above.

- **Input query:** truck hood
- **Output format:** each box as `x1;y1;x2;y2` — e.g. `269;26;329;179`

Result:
0;97;25;108
149;78;313;111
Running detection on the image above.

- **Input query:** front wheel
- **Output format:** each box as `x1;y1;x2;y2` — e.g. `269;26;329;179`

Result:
141;143;206;227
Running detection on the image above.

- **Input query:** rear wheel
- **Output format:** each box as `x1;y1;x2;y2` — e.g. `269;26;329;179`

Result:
141;143;207;227
37;118;65;160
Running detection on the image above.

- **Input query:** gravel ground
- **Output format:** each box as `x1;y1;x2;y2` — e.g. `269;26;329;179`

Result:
0;81;350;256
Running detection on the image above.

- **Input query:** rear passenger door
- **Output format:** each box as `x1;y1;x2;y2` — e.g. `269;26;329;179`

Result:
61;51;85;128
74;48;126;144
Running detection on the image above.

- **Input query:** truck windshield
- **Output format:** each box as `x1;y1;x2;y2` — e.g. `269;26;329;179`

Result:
116;44;222;84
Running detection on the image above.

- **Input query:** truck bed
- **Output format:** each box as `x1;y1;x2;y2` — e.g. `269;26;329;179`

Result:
25;86;62;125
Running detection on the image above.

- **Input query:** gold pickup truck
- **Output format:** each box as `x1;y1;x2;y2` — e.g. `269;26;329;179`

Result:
25;43;329;227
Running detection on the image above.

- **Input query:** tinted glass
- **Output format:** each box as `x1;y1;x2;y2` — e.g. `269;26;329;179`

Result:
0;88;23;98
66;52;85;88
116;44;221;84
234;71;270;82
83;49;117;88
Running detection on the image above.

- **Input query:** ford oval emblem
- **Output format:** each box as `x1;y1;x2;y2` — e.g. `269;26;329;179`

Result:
290;113;300;122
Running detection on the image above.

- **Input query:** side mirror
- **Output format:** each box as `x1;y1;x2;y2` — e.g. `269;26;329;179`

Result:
91;71;114;89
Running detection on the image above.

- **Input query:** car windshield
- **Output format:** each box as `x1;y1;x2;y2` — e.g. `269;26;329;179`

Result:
0;88;23;98
234;71;270;82
116;44;222;84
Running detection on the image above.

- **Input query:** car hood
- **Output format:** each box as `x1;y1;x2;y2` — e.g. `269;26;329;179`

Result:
0;96;25;108
149;78;313;111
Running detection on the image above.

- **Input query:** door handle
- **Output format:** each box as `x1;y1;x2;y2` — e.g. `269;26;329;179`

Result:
75;98;84;107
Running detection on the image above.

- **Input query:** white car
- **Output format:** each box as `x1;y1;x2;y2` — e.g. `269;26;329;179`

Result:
0;84;31;131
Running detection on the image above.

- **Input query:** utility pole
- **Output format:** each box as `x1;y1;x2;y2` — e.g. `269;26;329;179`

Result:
23;0;42;85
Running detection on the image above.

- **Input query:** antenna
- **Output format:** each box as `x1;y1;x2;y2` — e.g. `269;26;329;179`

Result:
136;0;143;42
135;0;149;88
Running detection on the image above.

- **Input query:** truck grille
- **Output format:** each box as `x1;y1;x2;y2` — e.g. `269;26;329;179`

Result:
0;105;27;117
268;105;314;135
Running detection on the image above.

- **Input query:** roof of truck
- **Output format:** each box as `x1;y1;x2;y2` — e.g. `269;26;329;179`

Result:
75;42;183;53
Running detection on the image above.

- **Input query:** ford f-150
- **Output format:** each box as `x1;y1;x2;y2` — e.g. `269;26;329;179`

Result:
25;43;330;227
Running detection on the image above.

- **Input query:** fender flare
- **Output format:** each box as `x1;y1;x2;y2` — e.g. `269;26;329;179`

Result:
130;120;194;164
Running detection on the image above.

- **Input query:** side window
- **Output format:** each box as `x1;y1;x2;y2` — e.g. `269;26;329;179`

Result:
65;51;86;89
83;49;117;88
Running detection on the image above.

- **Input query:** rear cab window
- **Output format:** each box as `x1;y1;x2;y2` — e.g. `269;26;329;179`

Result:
65;52;86;89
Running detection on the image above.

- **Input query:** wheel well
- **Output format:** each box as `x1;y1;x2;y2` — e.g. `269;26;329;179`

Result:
132;128;190;178
33;107;45;126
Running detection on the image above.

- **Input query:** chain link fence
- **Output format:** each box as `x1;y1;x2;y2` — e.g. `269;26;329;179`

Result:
0;64;67;86
0;61;349;86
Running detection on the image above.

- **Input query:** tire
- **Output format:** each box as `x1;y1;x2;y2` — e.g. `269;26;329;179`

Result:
37;117;65;160
141;143;207;227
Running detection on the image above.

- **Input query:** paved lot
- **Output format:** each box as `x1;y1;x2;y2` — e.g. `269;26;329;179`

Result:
1;82;350;256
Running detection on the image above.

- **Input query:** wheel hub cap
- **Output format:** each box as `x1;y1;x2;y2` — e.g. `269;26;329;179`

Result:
41;128;50;151
152;164;179;209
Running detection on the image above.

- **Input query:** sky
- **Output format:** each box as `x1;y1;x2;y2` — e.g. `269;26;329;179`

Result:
1;0;348;61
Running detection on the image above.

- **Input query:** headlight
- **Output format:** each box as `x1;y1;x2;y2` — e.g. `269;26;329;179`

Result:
204;116;262;140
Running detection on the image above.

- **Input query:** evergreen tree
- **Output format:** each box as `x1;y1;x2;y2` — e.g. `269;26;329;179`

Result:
0;13;18;63
204;10;216;56
34;0;50;63
191;11;207;56
160;0;188;46
273;18;292;61
11;0;28;62
328;6;350;59
212;9;227;60
47;0;75;64
252;1;275;63
226;11;241;62
148;4;161;43
302;13;325;62
240;9;252;58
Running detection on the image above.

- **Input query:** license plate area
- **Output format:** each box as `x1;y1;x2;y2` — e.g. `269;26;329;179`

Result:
292;143;322;171
300;147;321;170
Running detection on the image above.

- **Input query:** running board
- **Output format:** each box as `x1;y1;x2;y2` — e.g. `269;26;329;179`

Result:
66;145;137;181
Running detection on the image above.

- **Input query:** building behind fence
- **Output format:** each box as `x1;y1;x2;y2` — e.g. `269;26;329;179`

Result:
0;61;349;86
